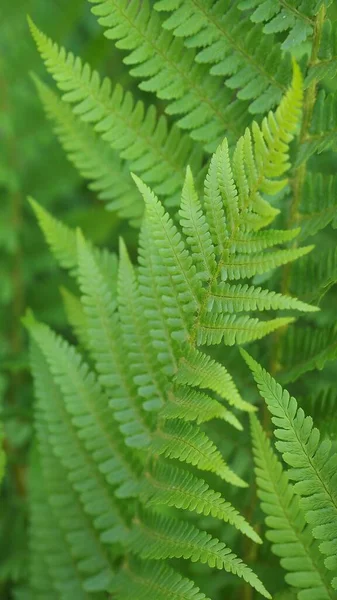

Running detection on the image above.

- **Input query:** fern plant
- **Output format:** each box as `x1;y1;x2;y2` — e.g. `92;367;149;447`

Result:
22;59;329;599
1;1;337;599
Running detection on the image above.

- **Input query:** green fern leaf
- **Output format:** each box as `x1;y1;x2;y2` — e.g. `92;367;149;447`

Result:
251;414;333;600
160;384;242;430
197;313;294;346
238;0;320;49
111;557;210;600
151;419;246;487
141;460;261;543
29;449;88;599
128;512;271;598
33;77;143;225
156;0;291;114
60;287;90;350
118;238;168;412
279;324;337;383
89;0;246;150
175;345;254;412
297;173;337;241
76;231;152;448
25;315;138;490
290;246;337;303
28;18;201;205
242;350;337;589
207;282;318;313
179;166;216;280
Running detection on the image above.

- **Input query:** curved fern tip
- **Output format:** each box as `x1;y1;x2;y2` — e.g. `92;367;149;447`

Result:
22;309;36;330
239;348;260;373
75;227;85;246
27;196;40;214
118;236;128;260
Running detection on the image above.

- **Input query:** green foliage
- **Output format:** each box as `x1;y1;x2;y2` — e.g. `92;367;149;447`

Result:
250;413;334;600
2;0;337;599
243;351;337;593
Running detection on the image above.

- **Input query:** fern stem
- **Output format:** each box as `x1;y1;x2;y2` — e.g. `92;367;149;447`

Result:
283;3;326;294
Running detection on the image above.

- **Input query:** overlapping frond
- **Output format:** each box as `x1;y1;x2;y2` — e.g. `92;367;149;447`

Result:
88;0;247;150
28;18;202;206
155;0;291;114
30;348;117;595
141;460;261;543
29;450;88;600
128;511;271;598
300;386;337;440
243;351;337;590
111;558;210;600
279;324;337;383
296;90;337;165
28;197;118;294
238;0;328;49
251;414;334;600
290;246;337;302
297;173;337;241
34;77;143;225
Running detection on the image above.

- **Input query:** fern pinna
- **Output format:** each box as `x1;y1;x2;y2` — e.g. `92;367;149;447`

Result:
23;60;324;599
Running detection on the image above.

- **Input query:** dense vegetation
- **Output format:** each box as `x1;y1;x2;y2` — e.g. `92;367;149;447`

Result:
1;1;337;599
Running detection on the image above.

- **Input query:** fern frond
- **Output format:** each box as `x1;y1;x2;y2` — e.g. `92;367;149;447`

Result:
151;419;246;487
133;173;203;331
88;0;247;149
175;345;255;412
290;246;337;302
111;557;210;600
160;385;242;430
279;324;337;383
196;314;294;346
242;350;337;590
32;388;115;594
29;18;202;205
219;245;313;280
179;166;216;281
141;460;261;544
28;197;77;271
298;173;337;240
76;232;152;448
138;219;180;376
33;77;143;225
118;238;168;412
128;512;271;598
251;414;334;600
28;198;118;296
207;282;318;313
301;386;337;441
229;228;301;253
29;450;88;599
25;315;138;490
31;343;131;545
238;0;320;49
156;1;291;114
60;287;89;350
